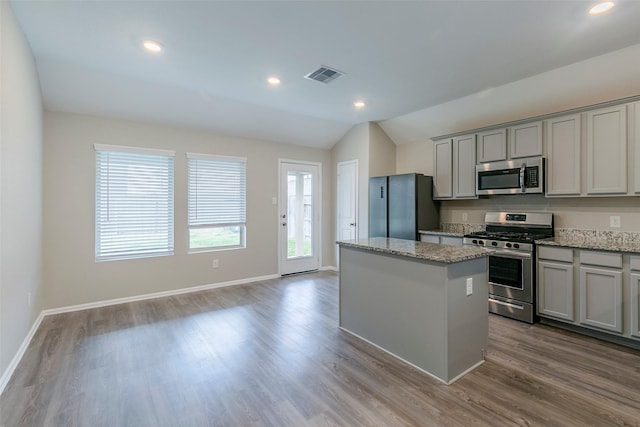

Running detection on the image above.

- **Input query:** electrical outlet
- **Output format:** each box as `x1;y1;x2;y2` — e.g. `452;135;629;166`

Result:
610;216;621;228
466;278;473;296
462;212;468;222
212;259;219;268
272;197;277;205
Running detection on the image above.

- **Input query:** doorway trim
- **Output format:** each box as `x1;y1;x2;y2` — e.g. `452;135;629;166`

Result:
336;159;359;265
277;158;322;275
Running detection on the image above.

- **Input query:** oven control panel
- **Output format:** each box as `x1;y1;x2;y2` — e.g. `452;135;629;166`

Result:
463;237;533;253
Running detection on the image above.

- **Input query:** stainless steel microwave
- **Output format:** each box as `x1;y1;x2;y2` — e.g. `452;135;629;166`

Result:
476;157;544;195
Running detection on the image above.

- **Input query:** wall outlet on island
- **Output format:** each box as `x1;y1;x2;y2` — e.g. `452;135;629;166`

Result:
466;278;473;296
212;259;219;268
610;216;621;228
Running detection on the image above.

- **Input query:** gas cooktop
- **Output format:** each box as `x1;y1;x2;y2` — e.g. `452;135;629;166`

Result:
464;230;550;244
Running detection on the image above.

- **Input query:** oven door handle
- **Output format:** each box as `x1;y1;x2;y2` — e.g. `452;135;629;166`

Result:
489;298;524;311
491;250;531;260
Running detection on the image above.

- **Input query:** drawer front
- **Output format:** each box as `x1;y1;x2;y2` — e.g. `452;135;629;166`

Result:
538;246;573;263
579;250;622;268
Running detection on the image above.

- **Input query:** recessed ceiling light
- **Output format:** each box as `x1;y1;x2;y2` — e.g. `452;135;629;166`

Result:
267;76;281;86
143;40;163;53
354;100;366;109
589;1;614;15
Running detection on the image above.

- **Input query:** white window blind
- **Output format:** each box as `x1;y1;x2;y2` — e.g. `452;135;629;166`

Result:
187;154;246;250
95;146;175;261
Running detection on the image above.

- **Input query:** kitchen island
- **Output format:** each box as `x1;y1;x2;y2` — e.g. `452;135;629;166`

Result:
337;237;490;384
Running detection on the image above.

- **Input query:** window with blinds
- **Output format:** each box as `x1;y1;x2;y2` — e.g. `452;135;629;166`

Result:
187;153;247;250
95;145;175;261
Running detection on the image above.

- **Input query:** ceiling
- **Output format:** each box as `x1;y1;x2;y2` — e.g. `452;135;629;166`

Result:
9;0;640;149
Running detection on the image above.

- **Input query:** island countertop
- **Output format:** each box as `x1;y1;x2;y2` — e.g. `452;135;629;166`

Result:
337;237;490;264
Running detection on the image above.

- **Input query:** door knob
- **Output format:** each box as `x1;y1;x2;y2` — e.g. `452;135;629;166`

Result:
282;222;287;226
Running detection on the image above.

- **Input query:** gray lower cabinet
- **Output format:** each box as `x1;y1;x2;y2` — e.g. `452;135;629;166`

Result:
538;259;575;321
631;273;640;339
579;266;623;333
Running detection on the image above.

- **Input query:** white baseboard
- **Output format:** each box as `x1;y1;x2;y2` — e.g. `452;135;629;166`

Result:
43;273;281;316
320;266;338;272
1;272;281;396
0;311;45;396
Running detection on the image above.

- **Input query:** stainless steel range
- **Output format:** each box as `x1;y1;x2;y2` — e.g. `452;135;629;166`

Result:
463;212;554;323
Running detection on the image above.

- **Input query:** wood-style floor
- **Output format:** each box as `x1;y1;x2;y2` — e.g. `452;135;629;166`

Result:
1;271;639;426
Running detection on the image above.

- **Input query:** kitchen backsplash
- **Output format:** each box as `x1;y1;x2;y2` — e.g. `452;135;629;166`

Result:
440;222;485;234
439;223;640;246
554;228;640;245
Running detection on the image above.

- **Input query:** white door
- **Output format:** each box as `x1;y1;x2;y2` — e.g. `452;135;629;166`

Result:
279;160;320;275
337;160;358;242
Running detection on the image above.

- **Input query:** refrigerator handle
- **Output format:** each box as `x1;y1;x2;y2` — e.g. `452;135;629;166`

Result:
380;186;384;199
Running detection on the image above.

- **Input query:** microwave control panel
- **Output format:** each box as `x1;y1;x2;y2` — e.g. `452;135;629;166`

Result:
526;166;539;187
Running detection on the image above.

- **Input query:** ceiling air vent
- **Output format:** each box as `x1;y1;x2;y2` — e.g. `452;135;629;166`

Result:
304;66;345;84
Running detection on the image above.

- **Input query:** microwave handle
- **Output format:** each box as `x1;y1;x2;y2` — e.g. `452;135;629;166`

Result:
519;163;526;192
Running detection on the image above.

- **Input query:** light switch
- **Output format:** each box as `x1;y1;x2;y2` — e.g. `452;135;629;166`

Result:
466;278;473;296
272;197;277;205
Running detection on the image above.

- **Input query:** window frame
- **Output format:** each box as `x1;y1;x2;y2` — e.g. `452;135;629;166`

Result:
186;153;247;252
94;144;175;262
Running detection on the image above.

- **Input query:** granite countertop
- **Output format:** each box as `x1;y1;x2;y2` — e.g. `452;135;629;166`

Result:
337;237;490;264
418;230;465;237
536;236;640;254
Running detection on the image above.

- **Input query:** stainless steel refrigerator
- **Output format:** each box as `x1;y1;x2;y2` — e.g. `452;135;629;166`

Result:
369;173;439;240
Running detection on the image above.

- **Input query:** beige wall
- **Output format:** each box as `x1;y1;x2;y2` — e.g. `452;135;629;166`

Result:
0;1;44;377
368;122;396;178
396;140;433;175
43;111;333;309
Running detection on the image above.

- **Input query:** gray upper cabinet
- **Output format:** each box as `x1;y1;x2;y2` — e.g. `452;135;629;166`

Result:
433;135;477;200
586;105;627;195
545;114;581;196
434;96;640;199
453;134;477;198
509;121;543;159
433;139;453;199
477;129;507;163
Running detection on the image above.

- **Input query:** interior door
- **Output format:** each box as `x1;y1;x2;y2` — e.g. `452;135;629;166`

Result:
337;160;358;242
279;161;320;275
